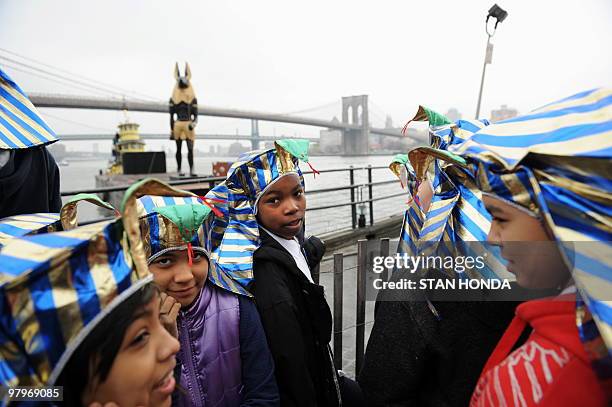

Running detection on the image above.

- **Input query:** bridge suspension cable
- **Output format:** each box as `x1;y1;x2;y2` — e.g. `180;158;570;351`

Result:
368;110;387;127
0;55;133;98
0;48;160;101
0;62;117;98
279;100;339;116
41;111;114;133
369;100;397;127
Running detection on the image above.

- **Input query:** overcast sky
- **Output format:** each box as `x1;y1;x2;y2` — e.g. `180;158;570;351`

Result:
1;0;611;148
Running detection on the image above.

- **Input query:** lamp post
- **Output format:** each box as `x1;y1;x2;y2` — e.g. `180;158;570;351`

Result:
475;4;508;119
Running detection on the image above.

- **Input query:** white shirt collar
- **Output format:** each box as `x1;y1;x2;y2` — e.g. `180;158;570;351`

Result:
260;226;314;283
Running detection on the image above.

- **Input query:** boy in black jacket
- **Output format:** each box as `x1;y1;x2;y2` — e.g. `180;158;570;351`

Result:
206;140;342;406
252;173;340;407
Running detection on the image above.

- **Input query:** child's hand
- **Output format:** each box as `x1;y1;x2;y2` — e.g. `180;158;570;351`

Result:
159;292;181;338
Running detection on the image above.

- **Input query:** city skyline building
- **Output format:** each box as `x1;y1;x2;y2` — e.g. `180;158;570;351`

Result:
490;104;519;122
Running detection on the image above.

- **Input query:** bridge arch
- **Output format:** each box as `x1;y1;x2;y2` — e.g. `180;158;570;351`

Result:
341;95;369;155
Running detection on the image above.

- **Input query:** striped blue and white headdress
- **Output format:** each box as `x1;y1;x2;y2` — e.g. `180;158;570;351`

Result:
0;213;60;248
0;194;116;249
0;185;150;389
389;154;425;258
395;106;505;279
446;88;612;386
130;178;252;297
204;140;313;289
0;68;57;149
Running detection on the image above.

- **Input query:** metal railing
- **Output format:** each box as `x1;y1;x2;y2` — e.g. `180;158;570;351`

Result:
322;237;391;376
61;165;403;231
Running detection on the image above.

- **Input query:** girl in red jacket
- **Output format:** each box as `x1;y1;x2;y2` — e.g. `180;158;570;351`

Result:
434;88;612;406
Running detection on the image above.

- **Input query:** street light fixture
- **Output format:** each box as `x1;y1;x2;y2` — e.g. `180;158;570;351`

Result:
475;4;508;119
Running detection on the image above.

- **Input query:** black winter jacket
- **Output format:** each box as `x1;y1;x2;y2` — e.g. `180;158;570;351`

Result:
358;268;523;407
249;229;341;407
0;146;61;218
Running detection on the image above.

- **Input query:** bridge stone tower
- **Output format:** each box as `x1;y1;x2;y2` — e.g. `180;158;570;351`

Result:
341;95;369;155
251;119;260;150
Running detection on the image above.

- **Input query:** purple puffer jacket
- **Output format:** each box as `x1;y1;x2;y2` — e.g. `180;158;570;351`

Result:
174;282;242;407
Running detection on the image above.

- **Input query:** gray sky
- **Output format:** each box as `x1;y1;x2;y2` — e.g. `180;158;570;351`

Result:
1;0;611;149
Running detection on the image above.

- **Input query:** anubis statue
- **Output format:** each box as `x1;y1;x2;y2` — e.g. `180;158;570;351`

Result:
170;62;198;176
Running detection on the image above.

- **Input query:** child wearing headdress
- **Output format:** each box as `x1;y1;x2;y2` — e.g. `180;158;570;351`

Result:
135;179;279;407
436;89;612;406
359;113;533;407
0;189;180;406
0;68;61;218
206;140;343;406
0;192;118;250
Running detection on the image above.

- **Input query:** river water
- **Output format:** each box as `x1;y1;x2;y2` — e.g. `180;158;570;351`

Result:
59;154;407;237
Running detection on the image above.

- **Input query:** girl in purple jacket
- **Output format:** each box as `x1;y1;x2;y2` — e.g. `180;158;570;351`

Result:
135;181;279;407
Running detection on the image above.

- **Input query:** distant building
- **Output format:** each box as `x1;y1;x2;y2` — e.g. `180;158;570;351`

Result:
218;144;229;155
369;134;382;151
445;108;462;122
385;115;394;129
319;129;342;153
228;141;249;156
319;116;342;153
490;104;518;123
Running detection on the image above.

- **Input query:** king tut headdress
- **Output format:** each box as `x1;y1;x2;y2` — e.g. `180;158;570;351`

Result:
137;193;209;262
130;178;251;297
0;213;60;248
204;139;313;286
393;107;506;280
0;185;149;391
0;68;58;150
440;88;612;385
0;194;116;249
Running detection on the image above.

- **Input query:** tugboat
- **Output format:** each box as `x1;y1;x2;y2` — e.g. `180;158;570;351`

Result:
94;113;217;213
95;115;166;211
106;120;147;175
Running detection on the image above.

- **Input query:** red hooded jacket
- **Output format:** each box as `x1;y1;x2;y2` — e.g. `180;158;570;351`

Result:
470;294;608;406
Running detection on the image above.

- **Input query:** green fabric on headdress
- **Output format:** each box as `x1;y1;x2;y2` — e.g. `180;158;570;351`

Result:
389;154;411;180
412;105;453;127
60;193;116;230
64;193;115;211
402;105;454;138
391;154;409;165
409;146;467;181
275;139;311;162
153;204;212;243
